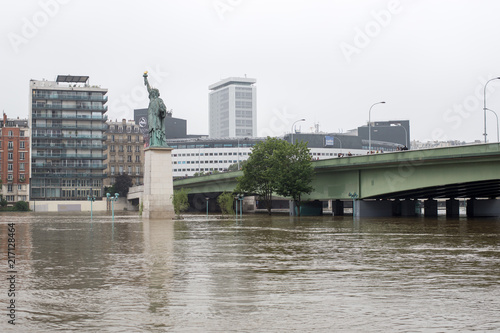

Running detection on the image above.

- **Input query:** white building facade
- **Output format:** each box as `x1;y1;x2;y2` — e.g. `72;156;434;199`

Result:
209;77;257;138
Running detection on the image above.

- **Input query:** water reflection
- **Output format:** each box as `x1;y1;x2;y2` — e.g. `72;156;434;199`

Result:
0;213;499;332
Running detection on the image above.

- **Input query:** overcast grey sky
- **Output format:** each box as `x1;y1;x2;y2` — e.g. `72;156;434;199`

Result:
2;0;500;142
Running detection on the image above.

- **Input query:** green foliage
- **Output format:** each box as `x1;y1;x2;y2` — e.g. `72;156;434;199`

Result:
235;137;288;214
228;159;247;172
114;174;133;197
235;137;314;216
171;188;190;217
274;141;314;216
14;201;29;211
139;201;143;216
0;196;7;208
217;191;235;216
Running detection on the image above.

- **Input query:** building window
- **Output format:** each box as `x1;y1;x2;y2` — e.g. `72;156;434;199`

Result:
127;135;131;142
110;145;115;152
8;184;13;192
20;141;25;149
127;155;132;162
7;174;13;181
136;135;140;142
8;163;13;171
119;145;124;152
127;145;132;152
128;166;132;175
8;131;13;137
111;166;115;175
8;153;13;160
6;196;14;202
8;141;13;149
135;146;140;152
119;166;123;174
135;166;140;175
20;131;24;137
19;163;25;171
20;152;25;160
111;135;115;142
135;155;140;162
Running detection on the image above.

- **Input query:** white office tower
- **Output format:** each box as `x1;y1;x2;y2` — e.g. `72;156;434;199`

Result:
209;77;256;138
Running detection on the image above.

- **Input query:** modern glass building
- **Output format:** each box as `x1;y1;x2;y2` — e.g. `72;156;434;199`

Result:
209;77;257;138
29;75;108;200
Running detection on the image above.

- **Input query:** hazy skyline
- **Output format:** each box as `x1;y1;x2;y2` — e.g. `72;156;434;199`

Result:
2;0;500;142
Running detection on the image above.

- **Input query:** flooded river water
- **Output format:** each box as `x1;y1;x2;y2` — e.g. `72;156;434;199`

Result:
1;212;499;332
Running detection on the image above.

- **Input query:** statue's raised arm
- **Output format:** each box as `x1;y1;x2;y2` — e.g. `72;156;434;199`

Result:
143;71;152;94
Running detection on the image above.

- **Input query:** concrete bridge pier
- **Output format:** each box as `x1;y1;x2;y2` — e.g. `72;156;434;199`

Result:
357;200;393;217
446;199;460;217
393;199;417;217
424;199;438;217
332;199;344;216
466;198;500;217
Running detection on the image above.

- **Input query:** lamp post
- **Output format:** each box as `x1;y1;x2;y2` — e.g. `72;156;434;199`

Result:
205;197;209;218
486;108;500;142
291;119;306;144
368;101;386;152
348;192;359;217
483;77;500;143
334;136;343;154
106;192;119;221
238;194;243;218
87;187;96;220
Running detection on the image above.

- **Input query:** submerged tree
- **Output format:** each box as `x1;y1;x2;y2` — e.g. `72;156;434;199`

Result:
171;188;190;218
274;141;314;216
235;137;287;214
217;191;235;217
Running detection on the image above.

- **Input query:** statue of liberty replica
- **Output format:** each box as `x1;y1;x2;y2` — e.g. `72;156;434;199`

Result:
143;71;167;147
141;71;174;219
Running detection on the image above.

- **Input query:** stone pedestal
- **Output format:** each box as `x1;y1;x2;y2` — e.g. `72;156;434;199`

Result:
143;147;175;219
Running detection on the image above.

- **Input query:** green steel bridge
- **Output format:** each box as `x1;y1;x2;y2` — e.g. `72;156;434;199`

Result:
173;143;500;216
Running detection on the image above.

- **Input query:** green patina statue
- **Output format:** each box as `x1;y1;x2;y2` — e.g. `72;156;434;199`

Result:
143;71;167;147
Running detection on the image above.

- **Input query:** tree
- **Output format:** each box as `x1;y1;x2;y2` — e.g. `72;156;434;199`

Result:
171;188;189;218
217;191;235;217
0;195;7;208
228;159;248;172
14;201;29;211
114;174;133;197
235;137;288;214
274;141;314;216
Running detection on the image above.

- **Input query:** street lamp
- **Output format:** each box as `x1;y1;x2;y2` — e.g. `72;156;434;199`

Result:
348;192;359;217
291;119;306;144
368;101;386;152
334;136;343;154
87;187;96;220
486;108;500;142
106;192;119;221
483;77;500;143
205;197;209;218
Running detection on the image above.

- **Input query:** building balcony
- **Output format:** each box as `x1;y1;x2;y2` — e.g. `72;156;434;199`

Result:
32;163;107;169
33;93;108;102
32;153;108;160
32;143;107;150
32;103;108;111
32;124;108;131
32;172;107;179
32;114;108;121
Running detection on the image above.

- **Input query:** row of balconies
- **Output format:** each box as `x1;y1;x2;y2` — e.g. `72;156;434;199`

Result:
32;103;108;111
32;143;107;150
32;163;107;169
32;134;107;140
31;153;107;159
32;124;108;130
33;93;108;102
31;172;107;178
32;114;108;120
